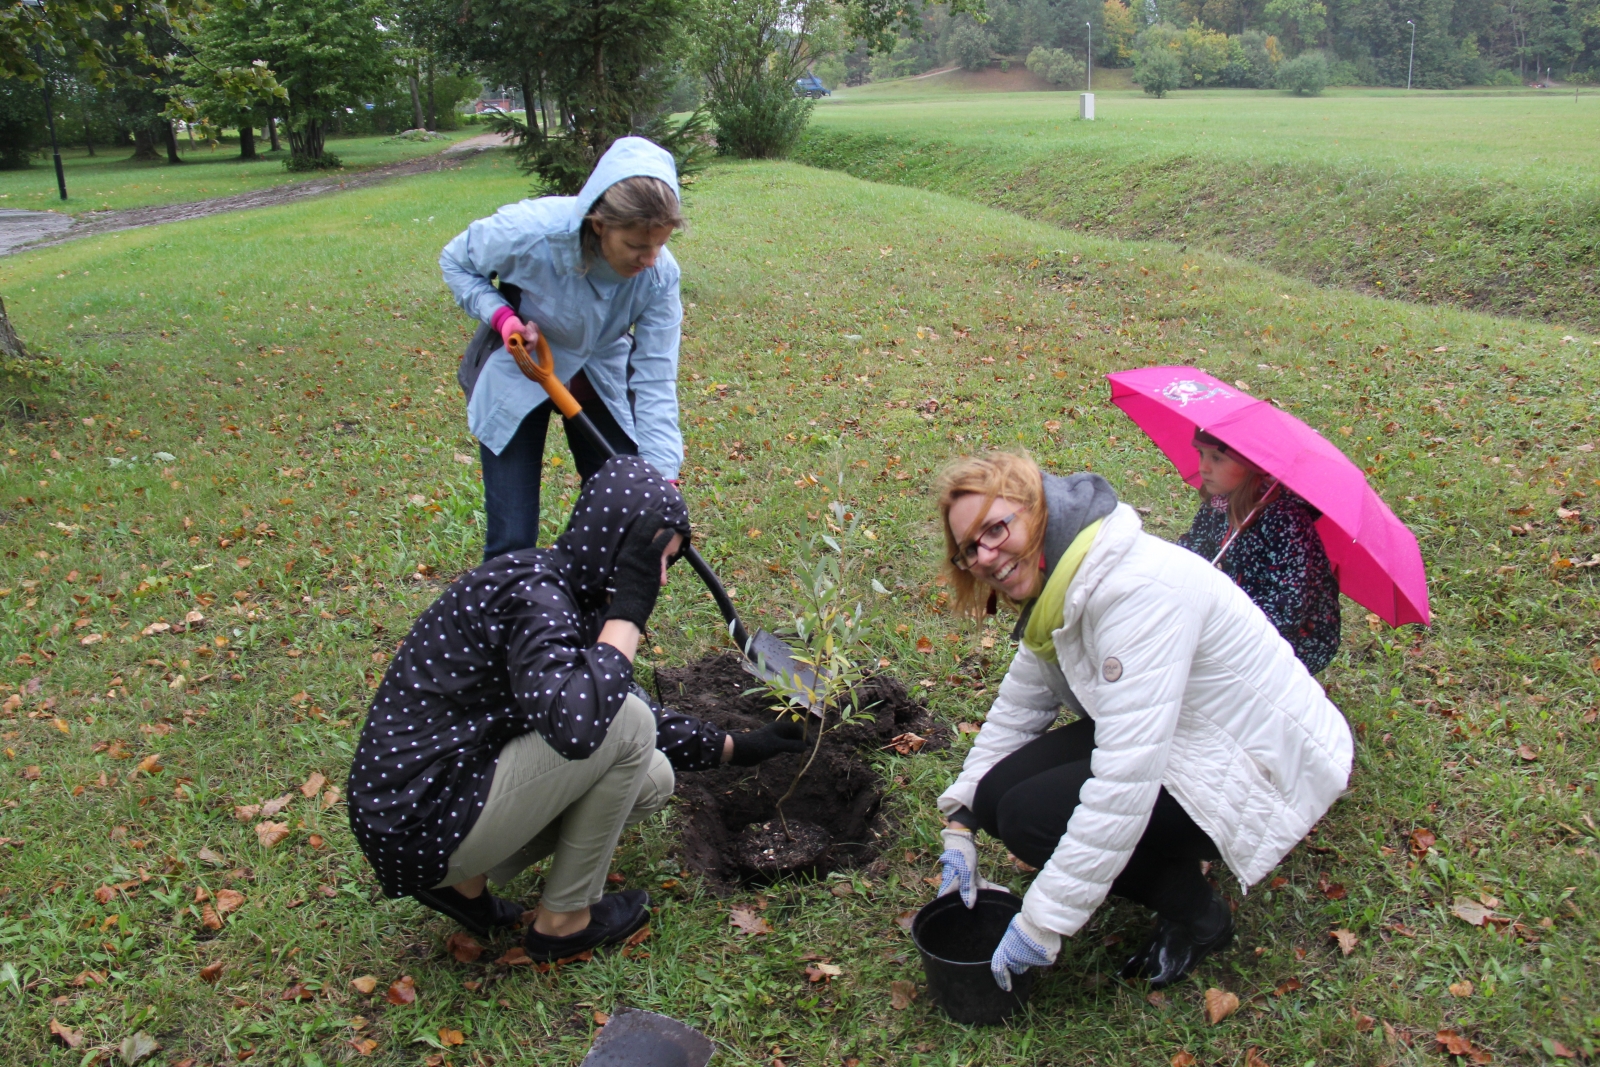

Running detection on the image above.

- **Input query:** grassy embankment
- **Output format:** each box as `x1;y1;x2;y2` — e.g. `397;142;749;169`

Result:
0;150;1597;1065
797;86;1600;329
0;130;479;216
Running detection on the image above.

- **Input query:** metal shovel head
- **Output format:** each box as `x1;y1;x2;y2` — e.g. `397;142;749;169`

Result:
579;1008;713;1067
740;629;824;716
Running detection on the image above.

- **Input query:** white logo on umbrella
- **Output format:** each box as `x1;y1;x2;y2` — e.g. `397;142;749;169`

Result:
1161;379;1233;407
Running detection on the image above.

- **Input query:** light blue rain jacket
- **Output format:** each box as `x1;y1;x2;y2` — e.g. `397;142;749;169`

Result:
439;136;684;478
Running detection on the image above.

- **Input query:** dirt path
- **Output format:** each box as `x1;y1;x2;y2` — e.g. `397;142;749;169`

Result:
0;132;511;258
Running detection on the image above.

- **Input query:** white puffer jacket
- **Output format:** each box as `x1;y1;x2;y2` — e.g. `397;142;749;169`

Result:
938;504;1352;939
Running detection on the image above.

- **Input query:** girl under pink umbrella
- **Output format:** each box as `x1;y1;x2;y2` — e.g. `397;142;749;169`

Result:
1176;429;1342;674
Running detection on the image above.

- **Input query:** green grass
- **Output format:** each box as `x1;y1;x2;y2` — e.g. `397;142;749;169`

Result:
1;150;1598;1065
799;86;1600;328
0;130;480;216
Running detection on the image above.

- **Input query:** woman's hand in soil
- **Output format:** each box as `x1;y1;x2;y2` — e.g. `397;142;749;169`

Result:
990;914;1060;992
937;826;1005;908
605;510;674;630
726;714;809;766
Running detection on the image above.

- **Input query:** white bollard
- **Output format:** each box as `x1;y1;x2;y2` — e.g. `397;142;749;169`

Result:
1080;93;1095;120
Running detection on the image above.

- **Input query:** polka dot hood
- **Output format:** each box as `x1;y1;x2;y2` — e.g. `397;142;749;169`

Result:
346;456;722;899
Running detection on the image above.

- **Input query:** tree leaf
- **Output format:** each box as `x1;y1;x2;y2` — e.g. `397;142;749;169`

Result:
259;793;296;818
1203;987;1240;1024
889;980;916;1009
1244;1048;1271;1067
805;962;842;983
118;1031;160;1065
300;772;327;798
445;931;482;964
349;975;378;994
255;821;290;848
1330;928;1359;956
196;847;226;866
729;906;773;935
1409;828;1436;856
199;961;225;983
495;946;533;966
385;975;417;1005
1170;1054;1197;1067
1451;897;1493;927
214;889;245;915
1448;979;1475;997
438;1028;465;1047
49;1019;84;1049
915;636;933;653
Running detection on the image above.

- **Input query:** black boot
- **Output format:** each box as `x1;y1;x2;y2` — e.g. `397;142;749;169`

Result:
523;890;651;963
1120;892;1234;988
413;886;526;938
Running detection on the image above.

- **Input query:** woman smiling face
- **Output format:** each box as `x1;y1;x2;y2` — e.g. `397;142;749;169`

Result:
946;494;1044;602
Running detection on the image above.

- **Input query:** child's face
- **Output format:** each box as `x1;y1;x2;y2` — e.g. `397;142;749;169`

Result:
1195;443;1251;496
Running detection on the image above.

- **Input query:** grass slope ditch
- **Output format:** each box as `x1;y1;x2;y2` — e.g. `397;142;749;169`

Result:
795;121;1600;329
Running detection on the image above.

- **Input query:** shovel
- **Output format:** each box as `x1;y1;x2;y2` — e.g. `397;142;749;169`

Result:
580;1008;714;1067
506;332;818;704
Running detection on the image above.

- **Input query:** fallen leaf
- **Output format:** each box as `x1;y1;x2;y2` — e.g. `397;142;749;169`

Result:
280;983;314;1002
197;847;226;866
1203;987;1240;1025
1170;1054;1197;1067
592;1010;609;1025
1273;977;1303;996
1451;897;1494;927
1147;991;1168;1007
232;804;261;822
385;976;417;1005
729;906;772;935
1548;1039;1578;1059
349;975;379;994
1517;744;1538;761
199;904;222;930
119;1031;160;1065
135;754;164;775
915;636;933;654
21;765;40;780
1409;828;1436;856
49;1019;84;1049
1244;1049;1270;1067
805;961;842;983
956;721;981;734
889;980;917;1009
300;772;327;798
259;793;295;818
254;821;290;848
624;925;652;947
214;889;245;915
438;1028;465;1047
446;931;483;964
1316;872;1348;900
200;961;225;983
894;910;915;932
882;731;928;755
322;787;342;809
1354;1012;1376;1033
307;834;325;850
350;1038;378;1056
495;946;533;966
1331;929;1359;956
94;884;118;904
1448;979;1475;997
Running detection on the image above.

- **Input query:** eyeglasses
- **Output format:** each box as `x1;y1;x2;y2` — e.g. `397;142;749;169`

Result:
950;512;1019;570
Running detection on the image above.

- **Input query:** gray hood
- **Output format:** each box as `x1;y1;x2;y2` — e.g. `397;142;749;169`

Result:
1040;472;1119;573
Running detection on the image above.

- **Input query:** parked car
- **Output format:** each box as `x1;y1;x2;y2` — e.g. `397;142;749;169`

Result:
794;74;831;98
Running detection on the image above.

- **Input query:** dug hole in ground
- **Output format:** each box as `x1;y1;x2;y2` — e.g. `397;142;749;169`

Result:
655;654;944;888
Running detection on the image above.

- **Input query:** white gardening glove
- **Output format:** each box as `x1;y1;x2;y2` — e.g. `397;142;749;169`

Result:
936;827;1008;909
990;913;1061;992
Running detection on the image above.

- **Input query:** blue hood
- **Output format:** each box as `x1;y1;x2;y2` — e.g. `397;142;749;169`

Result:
572;136;680;227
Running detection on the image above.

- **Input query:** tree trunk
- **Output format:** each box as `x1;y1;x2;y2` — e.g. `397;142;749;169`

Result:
426;57;437;131
288;120;326;161
408;74;425;130
240;124;257;160
81;115;95;156
131;126;161;161
163;121;182;164
0;295;29;364
268;116;282;151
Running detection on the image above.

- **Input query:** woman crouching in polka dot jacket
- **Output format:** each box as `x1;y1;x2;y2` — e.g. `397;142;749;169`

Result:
347;456;807;962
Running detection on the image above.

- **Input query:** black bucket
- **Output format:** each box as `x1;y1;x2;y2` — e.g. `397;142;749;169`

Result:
911;889;1037;1026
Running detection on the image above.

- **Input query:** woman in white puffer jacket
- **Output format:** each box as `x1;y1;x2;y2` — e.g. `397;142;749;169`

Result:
931;452;1352;992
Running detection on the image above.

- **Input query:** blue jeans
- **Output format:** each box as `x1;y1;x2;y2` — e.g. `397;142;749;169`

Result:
478;377;637;561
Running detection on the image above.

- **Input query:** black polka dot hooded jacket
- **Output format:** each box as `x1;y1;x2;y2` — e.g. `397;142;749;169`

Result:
347;456;729;898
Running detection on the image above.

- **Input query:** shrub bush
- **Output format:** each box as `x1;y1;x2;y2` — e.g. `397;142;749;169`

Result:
1276;50;1329;94
710;77;812;159
1025;46;1087;88
283;152;343;172
946;22;995;72
1135;44;1183;97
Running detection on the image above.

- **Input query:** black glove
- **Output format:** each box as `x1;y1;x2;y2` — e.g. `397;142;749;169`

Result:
728;713;810;766
605;510;675;630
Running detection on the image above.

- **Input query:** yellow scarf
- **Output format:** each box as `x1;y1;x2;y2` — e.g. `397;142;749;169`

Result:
1021;519;1104;665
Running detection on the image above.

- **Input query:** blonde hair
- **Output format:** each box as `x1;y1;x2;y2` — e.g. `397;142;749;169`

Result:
934;452;1047;618
579;176;684;263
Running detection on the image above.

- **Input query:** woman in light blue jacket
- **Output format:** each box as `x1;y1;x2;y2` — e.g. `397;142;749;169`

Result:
441;136;686;560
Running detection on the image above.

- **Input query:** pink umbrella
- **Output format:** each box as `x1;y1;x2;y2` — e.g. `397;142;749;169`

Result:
1106;366;1430;627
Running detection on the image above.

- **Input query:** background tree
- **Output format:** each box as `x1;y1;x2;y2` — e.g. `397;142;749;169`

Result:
1275;44;1331;86
1025;43;1089;82
947;19;1000;67
696;0;836;159
1101;0;1142;62
1135;32;1186;88
188;0;392;169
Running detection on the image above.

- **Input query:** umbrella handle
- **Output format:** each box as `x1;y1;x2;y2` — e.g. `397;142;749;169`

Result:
506;332;582;419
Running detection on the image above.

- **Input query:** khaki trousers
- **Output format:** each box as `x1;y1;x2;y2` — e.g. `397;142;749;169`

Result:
436;695;674;912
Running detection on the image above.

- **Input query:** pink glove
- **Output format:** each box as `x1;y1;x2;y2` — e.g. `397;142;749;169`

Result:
490;305;536;349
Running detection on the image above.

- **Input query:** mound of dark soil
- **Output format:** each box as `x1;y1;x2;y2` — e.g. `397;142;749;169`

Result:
653;654;938;889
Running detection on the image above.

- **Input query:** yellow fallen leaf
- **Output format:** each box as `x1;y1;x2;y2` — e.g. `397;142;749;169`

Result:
1203;987;1240;1025
350;975;379;994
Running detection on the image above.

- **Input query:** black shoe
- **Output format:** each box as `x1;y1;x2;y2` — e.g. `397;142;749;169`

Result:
1120;895;1235;988
523;889;651;963
413;886;526;939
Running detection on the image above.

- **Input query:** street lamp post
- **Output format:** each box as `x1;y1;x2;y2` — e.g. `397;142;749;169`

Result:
1087;21;1093;92
1406;20;1416;91
21;0;66;201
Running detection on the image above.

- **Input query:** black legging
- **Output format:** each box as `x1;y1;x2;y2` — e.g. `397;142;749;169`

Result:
972;718;1221;927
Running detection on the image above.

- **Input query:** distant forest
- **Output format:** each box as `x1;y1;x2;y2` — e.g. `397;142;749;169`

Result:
820;0;1598;89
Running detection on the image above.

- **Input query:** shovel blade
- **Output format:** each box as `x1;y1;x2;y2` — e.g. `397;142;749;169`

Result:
580;1008;713;1067
740;630;825;715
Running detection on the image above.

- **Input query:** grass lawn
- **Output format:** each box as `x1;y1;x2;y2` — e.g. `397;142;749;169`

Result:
0;129;482;217
798;86;1600;329
0;150;1597;1065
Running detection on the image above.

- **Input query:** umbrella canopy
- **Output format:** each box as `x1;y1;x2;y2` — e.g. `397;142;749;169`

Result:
1107;366;1430;627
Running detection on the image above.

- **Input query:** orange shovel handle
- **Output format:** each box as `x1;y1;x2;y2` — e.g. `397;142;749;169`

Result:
506;332;582;419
